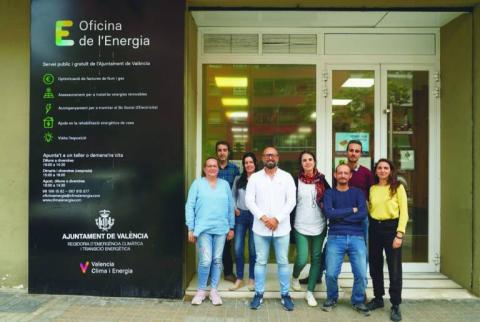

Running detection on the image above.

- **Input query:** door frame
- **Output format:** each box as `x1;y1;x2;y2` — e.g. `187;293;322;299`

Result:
324;63;440;272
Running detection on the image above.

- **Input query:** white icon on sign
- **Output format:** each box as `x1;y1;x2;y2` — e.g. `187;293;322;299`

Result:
95;209;115;231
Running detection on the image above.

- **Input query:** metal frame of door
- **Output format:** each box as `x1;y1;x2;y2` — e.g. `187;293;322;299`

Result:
324;63;440;273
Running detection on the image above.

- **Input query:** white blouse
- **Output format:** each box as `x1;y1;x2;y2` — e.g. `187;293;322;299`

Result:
294;181;326;236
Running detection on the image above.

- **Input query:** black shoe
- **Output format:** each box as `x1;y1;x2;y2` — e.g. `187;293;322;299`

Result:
299;277;308;284
321;298;337;312
299;275;322;285
366;297;384;311
353;303;370;316
390;305;402;322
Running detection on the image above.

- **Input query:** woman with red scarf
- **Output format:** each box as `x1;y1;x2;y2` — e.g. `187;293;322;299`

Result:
290;151;331;306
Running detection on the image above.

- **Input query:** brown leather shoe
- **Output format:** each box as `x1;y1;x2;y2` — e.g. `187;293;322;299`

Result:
247;279;255;291
229;279;244;290
224;274;237;283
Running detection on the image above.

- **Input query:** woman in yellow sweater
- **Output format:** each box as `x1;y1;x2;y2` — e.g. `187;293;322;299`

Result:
366;158;408;322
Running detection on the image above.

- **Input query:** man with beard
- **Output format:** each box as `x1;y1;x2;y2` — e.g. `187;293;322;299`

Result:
245;147;296;311
215;141;240;283
345;139;375;212
322;164;370;316
301;140;374;286
345;140;375;301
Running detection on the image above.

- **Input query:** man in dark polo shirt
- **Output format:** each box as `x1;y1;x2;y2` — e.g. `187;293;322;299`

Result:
216;140;240;283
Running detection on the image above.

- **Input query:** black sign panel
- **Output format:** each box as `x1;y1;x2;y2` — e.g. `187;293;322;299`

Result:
30;0;185;298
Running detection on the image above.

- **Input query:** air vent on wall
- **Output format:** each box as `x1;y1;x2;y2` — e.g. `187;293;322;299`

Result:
262;34;317;54
203;34;259;53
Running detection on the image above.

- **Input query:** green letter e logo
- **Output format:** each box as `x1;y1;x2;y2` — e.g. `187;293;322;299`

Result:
55;20;74;46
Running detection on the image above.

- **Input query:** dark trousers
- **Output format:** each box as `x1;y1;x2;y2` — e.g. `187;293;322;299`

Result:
222;239;234;276
368;218;402;306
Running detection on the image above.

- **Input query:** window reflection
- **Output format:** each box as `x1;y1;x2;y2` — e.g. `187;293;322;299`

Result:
332;70;375;170
388;71;429;263
203;64;316;174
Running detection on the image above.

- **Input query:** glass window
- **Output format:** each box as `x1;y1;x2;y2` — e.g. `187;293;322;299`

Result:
332;70;375;170
387;70;429;263
203;64;316;175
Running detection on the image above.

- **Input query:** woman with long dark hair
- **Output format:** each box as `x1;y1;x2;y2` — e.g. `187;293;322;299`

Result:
367;158;409;322
230;152;258;291
290;151;330;306
185;157;235;306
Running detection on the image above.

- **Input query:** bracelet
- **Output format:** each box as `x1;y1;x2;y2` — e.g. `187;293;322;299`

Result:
395;235;404;240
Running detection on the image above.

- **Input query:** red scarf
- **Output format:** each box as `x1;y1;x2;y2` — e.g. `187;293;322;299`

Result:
298;169;327;204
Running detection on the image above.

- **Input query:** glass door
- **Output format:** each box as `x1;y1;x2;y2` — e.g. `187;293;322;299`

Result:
327;64;438;272
382;66;438;272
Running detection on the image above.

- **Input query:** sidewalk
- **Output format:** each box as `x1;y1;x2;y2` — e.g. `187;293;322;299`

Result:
0;289;479;322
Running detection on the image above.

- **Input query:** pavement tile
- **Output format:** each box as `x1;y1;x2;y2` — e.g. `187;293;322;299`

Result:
0;291;478;321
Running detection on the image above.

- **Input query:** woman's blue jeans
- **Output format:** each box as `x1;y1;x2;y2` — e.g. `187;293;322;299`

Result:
196;232;226;290
234;210;255;279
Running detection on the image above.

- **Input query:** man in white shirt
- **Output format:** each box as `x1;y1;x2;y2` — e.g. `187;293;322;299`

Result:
245;147;296;311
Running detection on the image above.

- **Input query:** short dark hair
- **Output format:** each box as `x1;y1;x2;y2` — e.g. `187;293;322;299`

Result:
215;141;231;157
346;140;363;152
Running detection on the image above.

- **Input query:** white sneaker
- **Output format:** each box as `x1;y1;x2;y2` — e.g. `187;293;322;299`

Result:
191;289;207;305
209;288;223;306
291;277;302;291
305;291;318;307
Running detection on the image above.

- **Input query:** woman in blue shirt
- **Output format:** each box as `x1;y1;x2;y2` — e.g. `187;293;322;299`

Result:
185;157;235;306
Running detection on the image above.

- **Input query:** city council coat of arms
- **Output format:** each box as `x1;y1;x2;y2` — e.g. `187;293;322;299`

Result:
95;209;115;231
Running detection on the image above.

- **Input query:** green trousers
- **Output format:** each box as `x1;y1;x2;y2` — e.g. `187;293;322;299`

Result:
292;228;327;292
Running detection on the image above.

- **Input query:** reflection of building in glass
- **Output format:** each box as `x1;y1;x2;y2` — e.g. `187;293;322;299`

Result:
203;64;316;174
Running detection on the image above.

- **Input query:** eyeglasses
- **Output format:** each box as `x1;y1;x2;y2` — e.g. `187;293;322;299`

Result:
263;153;278;158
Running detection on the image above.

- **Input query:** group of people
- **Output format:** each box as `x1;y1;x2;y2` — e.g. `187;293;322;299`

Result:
185;140;408;322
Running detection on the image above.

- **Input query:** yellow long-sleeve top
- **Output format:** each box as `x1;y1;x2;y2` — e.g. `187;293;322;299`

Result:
368;184;409;234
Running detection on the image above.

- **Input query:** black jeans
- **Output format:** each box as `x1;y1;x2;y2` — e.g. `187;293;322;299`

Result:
222;239;234;276
368;218;402;305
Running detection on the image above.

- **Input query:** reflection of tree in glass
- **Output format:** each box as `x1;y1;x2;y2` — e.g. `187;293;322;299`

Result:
296;79;316;123
388;74;412;105
333;87;373;132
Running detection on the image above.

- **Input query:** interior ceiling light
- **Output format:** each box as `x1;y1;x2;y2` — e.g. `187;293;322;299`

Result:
298;126;312;133
231;127;248;132
222;97;248;106
332;99;352;106
226;111;248;119
233;134;248;139
341;78;374;88
215;77;248;88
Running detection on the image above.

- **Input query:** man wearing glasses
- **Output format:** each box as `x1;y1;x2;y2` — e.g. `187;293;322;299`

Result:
245;147;296;311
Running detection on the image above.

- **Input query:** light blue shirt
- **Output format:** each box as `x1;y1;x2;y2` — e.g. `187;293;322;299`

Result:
185;177;234;237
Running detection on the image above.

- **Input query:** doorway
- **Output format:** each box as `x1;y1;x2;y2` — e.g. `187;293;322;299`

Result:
325;64;439;271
